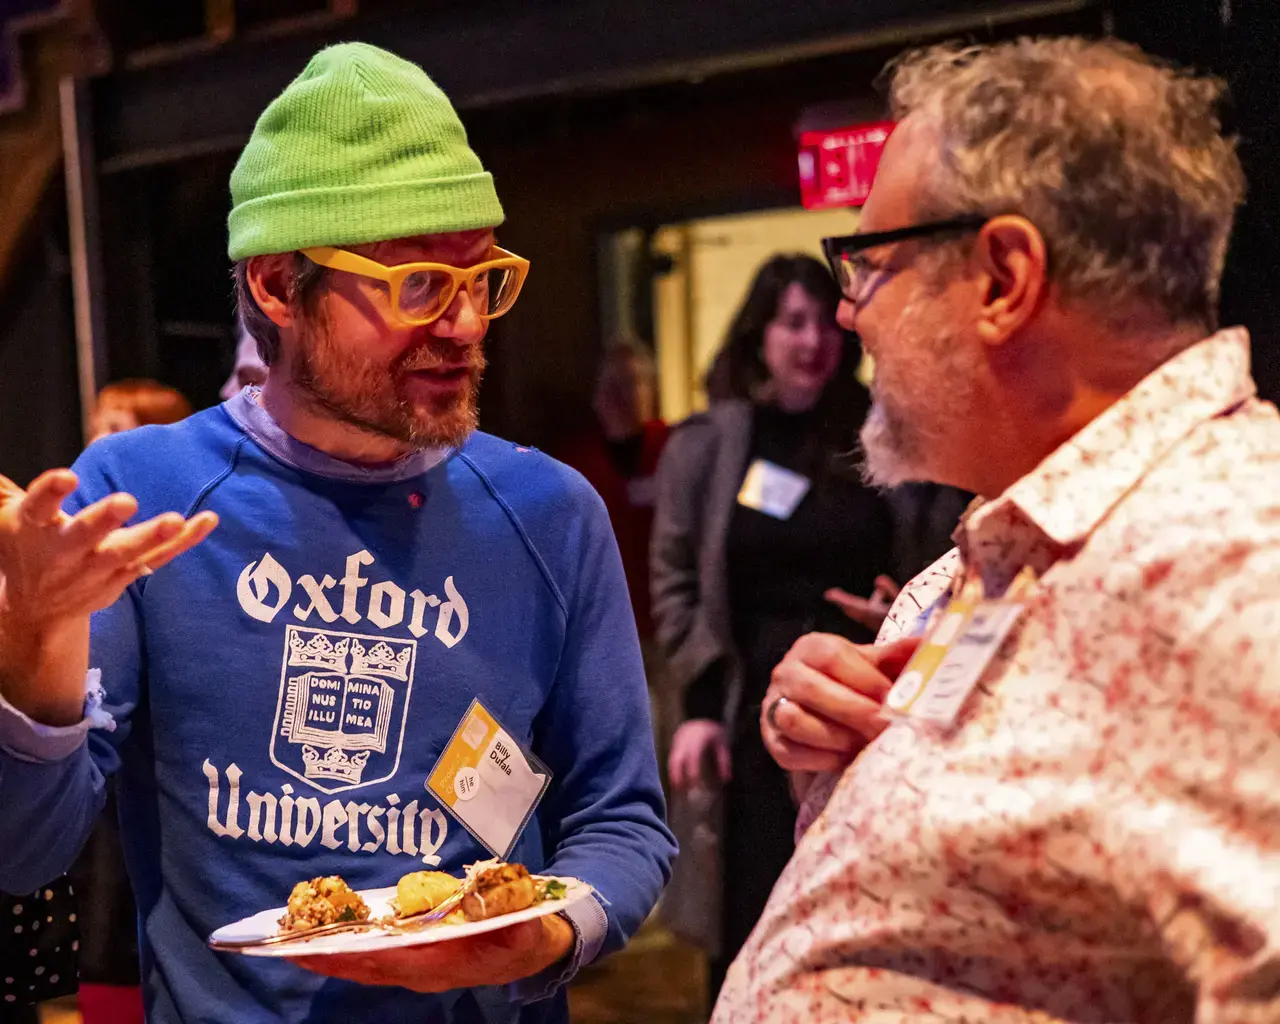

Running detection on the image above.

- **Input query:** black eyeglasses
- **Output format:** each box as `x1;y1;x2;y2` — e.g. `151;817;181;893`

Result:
822;215;988;299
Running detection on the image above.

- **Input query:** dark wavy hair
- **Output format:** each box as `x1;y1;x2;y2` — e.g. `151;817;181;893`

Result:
705;254;869;471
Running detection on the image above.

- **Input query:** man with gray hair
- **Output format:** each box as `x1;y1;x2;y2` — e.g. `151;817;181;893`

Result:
720;37;1280;1021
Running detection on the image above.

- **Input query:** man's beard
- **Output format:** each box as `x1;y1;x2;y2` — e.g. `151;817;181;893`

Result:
860;398;920;488
860;289;970;489
292;320;484;450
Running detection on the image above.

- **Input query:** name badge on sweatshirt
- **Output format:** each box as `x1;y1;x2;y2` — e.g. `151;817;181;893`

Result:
885;568;1035;728
737;459;811;520
427;699;551;859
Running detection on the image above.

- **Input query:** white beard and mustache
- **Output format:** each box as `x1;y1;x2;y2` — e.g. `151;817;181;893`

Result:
859;287;974;489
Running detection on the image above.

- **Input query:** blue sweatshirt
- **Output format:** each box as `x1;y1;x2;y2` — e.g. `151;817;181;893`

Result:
0;391;675;1023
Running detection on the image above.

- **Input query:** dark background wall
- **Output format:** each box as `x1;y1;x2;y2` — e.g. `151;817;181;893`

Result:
84;3;1102;452
0;0;1276;482
0;194;81;484
1113;0;1280;405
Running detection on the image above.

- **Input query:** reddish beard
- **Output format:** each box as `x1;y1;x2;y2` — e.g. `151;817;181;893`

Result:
292;321;485;449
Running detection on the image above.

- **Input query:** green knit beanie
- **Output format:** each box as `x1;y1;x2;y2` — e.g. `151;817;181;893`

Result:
227;42;503;260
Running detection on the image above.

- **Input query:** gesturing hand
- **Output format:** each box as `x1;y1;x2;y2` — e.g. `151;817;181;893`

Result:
668;719;731;792
0;469;217;631
824;575;902;633
760;633;921;773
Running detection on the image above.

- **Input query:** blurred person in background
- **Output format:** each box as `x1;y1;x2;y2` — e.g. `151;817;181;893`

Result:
724;37;1280;1022
88;380;193;444
1;870;79;1021
76;380;195;1024
558;339;666;644
220;315;269;401
1;381;193;1024
885;481;971;579
556;341;671;757
707;319;968;629
650;254;896;997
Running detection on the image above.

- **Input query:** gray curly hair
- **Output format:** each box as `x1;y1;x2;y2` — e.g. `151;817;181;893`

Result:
886;37;1245;331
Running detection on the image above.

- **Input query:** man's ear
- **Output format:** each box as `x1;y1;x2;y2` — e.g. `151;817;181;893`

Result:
246;254;298;329
973;215;1048;346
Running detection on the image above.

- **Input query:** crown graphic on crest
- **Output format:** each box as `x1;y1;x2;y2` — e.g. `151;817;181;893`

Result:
288;633;350;673
349;639;411;681
301;744;371;785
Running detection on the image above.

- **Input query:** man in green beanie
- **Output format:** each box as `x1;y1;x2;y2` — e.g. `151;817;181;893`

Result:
0;42;675;1024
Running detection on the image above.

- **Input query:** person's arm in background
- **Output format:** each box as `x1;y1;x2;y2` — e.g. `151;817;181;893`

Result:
650;424;710;668
825;576;900;634
650;423;730;791
0;465;214;891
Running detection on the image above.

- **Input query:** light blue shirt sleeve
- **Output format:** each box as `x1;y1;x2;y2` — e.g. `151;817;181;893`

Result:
0;665;120;763
509;892;610;1004
0;691;93;763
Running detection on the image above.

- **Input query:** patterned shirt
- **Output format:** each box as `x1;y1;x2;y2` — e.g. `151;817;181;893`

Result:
714;329;1280;1023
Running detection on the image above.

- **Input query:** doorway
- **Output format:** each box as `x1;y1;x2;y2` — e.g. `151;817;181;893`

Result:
600;204;862;424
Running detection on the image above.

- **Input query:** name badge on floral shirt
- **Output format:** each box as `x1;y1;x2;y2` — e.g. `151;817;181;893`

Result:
885;568;1035;728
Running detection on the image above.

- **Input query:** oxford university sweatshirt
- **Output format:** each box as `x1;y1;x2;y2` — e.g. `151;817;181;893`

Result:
0;390;675;1023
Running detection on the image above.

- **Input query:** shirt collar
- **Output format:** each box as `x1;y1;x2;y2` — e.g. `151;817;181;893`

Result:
967;327;1255;550
223;387;453;484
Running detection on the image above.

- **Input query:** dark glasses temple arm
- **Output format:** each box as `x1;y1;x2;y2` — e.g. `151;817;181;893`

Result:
822;215;988;255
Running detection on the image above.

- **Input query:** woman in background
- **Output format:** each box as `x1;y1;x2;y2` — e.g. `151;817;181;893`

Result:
88;379;192;443
556;342;673;764
651;254;897;996
558;341;668;657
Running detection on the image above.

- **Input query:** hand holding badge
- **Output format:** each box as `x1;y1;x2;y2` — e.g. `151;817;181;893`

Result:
885;567;1037;728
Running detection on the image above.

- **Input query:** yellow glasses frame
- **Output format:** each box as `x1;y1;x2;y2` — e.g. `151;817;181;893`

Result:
300;245;530;326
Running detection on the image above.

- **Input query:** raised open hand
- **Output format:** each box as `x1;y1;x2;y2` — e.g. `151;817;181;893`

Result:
0;469;217;725
0;469;217;629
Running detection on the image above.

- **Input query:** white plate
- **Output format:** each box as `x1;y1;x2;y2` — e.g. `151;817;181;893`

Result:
208;876;593;958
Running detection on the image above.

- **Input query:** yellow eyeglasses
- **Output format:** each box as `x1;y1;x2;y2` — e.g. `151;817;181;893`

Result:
300;245;530;326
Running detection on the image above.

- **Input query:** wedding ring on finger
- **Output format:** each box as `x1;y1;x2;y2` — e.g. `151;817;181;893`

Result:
766;695;790;732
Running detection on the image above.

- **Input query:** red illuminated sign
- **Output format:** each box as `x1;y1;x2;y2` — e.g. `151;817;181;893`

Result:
797;121;895;210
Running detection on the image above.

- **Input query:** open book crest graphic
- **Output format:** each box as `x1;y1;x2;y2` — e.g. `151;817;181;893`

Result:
270;626;417;794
